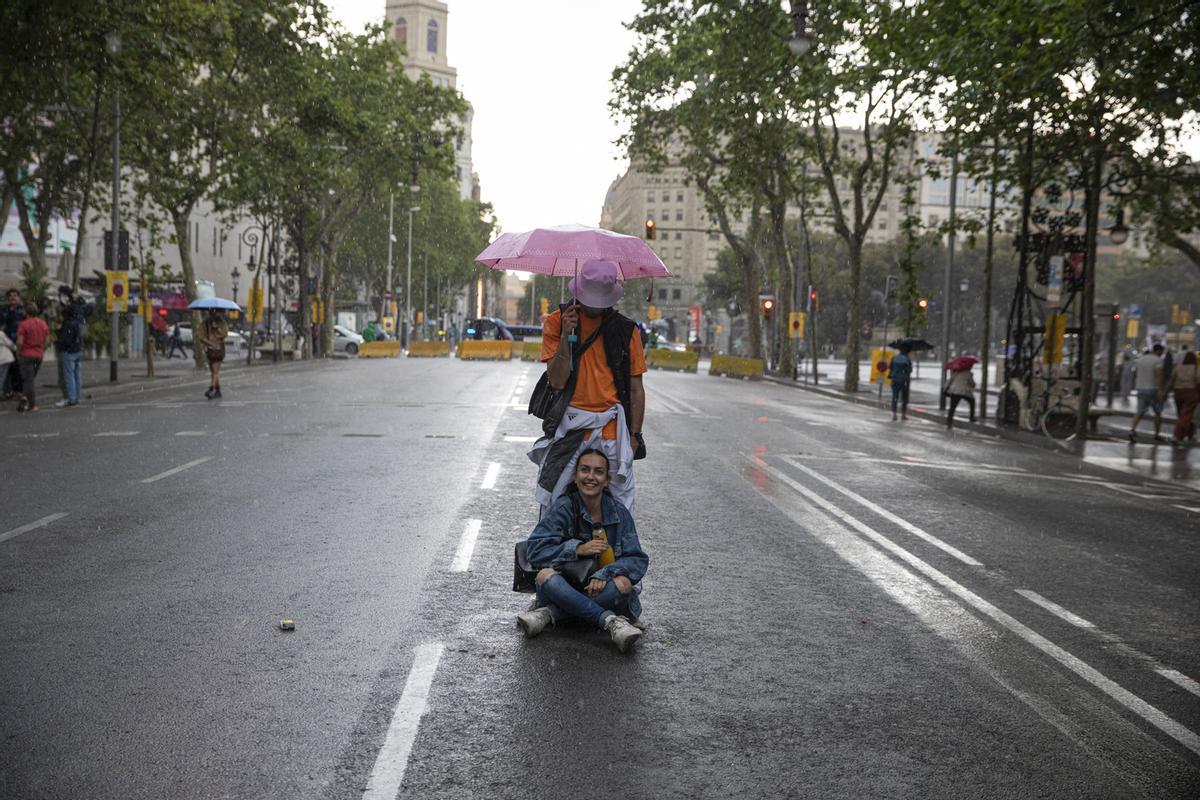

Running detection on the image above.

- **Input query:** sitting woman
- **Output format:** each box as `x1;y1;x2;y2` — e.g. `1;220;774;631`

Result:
517;448;649;653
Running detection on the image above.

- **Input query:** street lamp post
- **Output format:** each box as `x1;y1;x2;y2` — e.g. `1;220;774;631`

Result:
403;203;419;348
106;30;121;383
230;265;240;311
385;191;395;324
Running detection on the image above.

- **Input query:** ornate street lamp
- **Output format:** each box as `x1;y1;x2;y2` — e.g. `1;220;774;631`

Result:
788;0;811;56
230;265;241;305
1108;207;1129;245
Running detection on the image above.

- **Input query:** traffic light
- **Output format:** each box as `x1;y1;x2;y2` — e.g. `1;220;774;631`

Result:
644;219;656;240
808;288;818;312
916;297;929;310
760;295;776;318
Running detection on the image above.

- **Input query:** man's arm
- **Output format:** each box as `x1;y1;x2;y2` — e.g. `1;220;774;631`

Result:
629;374;645;434
546;305;577;390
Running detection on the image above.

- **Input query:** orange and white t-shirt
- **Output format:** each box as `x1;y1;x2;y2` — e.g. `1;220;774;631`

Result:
541;310;646;438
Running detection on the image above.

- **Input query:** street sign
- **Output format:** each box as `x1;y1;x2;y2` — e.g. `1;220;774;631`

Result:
869;348;893;385
103;230;129;271
106;271;128;312
1046;255;1064;308
788;311;806;339
1126;318;1139;339
382;316;394;332
1043;313;1066;364
1128;303;1142;320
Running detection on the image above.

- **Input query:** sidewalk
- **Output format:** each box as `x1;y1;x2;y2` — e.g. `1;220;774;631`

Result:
758;358;1200;490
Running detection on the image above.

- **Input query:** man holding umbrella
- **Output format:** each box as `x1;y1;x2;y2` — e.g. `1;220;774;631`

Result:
532;259;647;515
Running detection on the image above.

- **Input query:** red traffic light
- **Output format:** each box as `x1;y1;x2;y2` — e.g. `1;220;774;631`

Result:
917;298;929;309
760;296;776;316
644;219;657;240
1112;312;1120;320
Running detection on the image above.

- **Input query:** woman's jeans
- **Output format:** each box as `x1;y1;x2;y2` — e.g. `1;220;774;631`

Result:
62;351;82;403
891;380;909;415
18;356;41;407
535;573;636;628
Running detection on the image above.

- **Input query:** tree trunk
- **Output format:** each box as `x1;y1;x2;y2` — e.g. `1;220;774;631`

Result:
11;189;48;280
1075;107;1105;439
296;225;312;360
980;143;999;421
768;196;794;377
171;209;206;370
321;237;337;356
844;238;864;392
73;79;106;290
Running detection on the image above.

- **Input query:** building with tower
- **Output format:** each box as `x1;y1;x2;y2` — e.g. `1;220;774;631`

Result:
385;0;479;201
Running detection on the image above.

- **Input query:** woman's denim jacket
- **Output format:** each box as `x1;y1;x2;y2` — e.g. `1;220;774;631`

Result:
526;492;649;586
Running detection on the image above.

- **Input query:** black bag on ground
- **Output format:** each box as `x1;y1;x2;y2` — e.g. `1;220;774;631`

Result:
512;494;597;593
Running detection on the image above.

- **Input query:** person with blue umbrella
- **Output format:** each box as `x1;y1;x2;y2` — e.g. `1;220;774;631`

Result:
188;298;237;399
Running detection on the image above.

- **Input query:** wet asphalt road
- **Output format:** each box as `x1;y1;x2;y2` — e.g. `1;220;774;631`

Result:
1;357;1198;799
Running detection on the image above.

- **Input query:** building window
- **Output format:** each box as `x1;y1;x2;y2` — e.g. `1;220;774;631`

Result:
194;222;200;253
674;247;682;258
427;20;438;53
676;192;684;202
646;193;654;204
394;17;407;45
674;232;682;240
658;288;667;300
708;232;720;240
672;289;682;300
675;210;683;221
212;227;218;256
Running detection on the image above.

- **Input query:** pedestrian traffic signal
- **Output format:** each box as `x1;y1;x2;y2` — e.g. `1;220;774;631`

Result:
760;295;776;318
644;219;656;240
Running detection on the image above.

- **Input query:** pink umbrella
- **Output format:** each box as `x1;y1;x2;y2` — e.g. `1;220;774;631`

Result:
475;223;671;279
945;355;979;372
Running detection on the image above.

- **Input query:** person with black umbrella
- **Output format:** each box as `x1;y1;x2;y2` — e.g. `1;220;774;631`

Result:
887;345;914;421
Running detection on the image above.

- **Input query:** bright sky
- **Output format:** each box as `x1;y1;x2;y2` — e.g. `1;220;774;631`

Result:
327;0;644;235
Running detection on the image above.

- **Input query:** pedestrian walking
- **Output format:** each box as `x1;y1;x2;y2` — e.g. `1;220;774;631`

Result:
1170;350;1198;446
150;313;169;355
887;347;913;421
0;328;15;386
53;291;86;408
15;302;49;412
945;365;976;428
2;288;25;399
200;309;229;399
529;259;647;515
167;322;187;359
517;449;648;653
1129;343;1165;442
1119;348;1135;400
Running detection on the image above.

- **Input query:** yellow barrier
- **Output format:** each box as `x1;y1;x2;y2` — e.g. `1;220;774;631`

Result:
458;340;512;360
709;354;764;380
357;341;401;358
521;341;542;362
646;348;699;373
510;341;525;359
407;341;450;358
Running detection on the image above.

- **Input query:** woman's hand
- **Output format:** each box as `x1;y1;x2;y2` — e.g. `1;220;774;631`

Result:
585;578;606;597
575;539;609;557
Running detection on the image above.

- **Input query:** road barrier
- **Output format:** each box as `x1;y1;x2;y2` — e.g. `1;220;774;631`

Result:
509;341;526;359
646;348;699;373
458;340;512;360
358;341;401;358
407;341;450;358
709;354;764;380
521;341;542;361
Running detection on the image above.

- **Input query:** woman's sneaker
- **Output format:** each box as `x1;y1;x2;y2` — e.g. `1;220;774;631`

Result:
516;607;554;638
604;615;643;653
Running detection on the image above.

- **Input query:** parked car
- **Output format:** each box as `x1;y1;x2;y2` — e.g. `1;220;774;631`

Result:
333;324;364;355
465;317;513;341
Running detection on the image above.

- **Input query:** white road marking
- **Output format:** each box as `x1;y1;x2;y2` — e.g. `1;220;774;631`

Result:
175;431;208;437
1172;504;1200;514
653;387;701;415
450;519;483;572
781;456;983;567
93;431;139;437
0;513;68;545
1015;590;1096;629
480;461;501;490
751;455;1200;758
7;432;59;439
140;457;212;484
503;435;539;443
361;642;444;800
1157;669;1200;698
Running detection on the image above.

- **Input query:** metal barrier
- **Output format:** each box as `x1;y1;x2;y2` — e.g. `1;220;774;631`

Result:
358;341;401;358
646;348;699;373
458;340;512;360
709;354;764;380
407;341;450;358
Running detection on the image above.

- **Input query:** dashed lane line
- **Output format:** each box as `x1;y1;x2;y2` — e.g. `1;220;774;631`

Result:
781;455;983;567
93;431;139;437
362;643;444;800
503;435;539;443
750;455;1200;758
449;519;483;572
1157;669;1200;699
1015;590;1096;629
140;457;212;484
175;431;209;437
480;461;501;490
0;513;68;545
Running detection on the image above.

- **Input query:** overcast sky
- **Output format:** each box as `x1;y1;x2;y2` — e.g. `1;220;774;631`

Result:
327;0;644;235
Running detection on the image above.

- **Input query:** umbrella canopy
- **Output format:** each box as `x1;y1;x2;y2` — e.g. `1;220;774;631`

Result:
475;224;671;279
889;337;934;352
945;354;979;371
187;297;240;311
